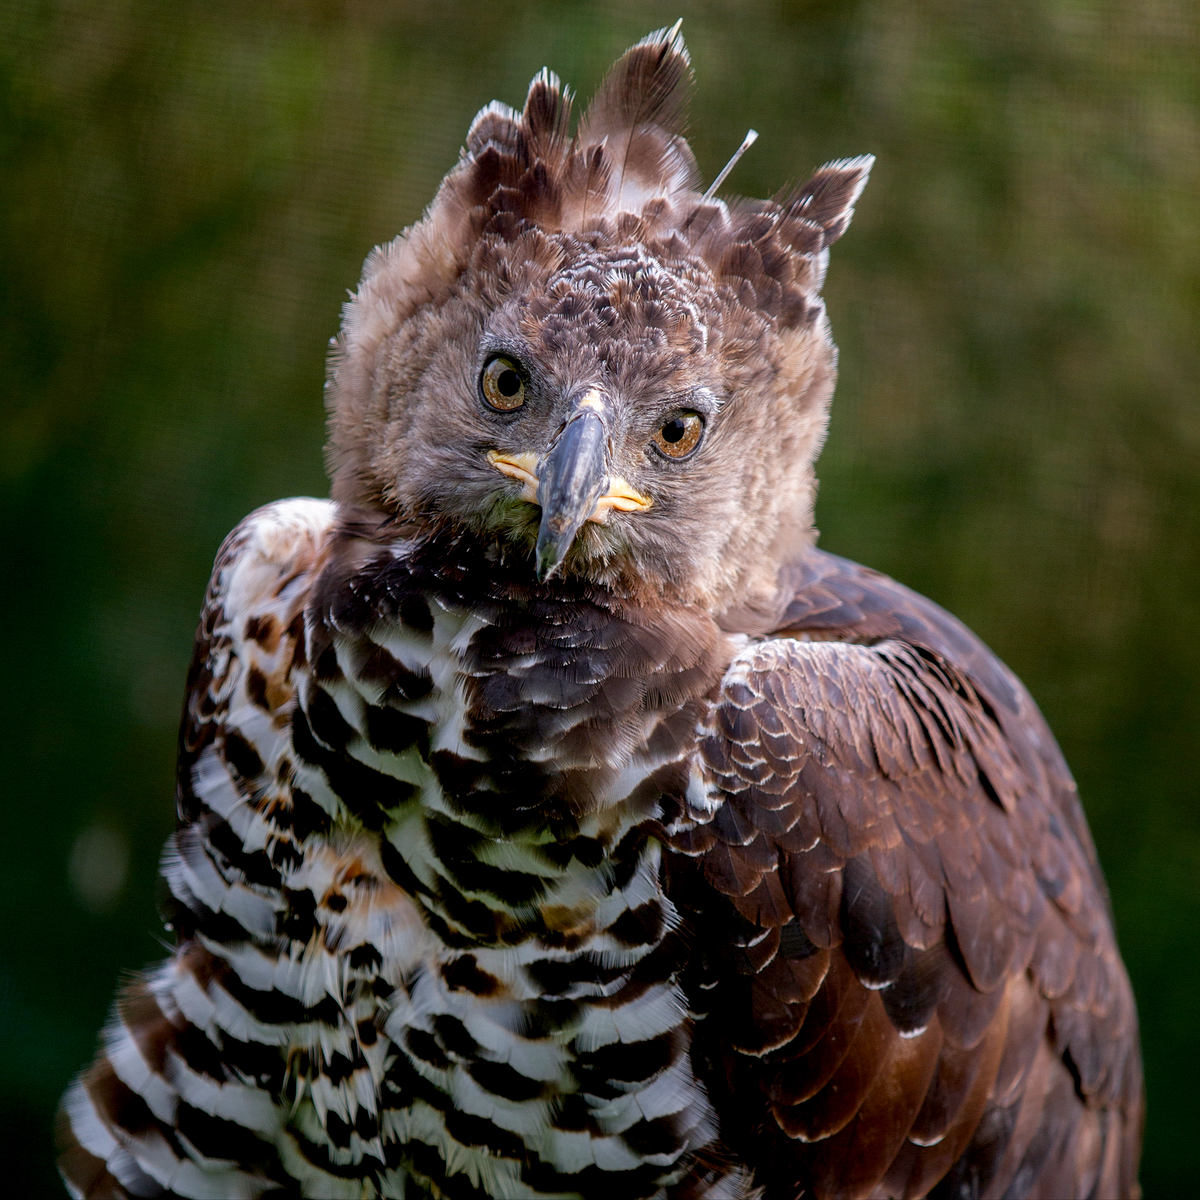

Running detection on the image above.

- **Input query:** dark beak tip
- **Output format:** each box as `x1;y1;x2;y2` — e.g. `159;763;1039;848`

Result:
534;527;568;582
535;547;564;583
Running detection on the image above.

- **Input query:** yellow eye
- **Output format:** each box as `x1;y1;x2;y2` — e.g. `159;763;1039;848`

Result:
652;412;704;459
480;356;526;412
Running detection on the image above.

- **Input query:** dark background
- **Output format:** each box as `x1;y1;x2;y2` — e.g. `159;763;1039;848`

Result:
3;1;1196;1192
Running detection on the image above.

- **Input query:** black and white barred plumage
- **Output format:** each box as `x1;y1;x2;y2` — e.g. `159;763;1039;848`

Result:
63;501;736;1198
61;26;1142;1200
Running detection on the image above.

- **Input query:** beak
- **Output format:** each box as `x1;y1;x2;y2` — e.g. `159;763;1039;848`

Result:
535;408;609;581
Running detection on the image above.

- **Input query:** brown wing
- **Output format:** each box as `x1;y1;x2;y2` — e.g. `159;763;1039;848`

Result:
668;550;1143;1200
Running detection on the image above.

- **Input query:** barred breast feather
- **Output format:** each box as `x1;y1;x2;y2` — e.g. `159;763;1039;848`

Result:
60;500;744;1199
60;500;1142;1200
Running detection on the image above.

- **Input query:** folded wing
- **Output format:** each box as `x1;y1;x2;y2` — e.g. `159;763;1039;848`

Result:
668;551;1143;1199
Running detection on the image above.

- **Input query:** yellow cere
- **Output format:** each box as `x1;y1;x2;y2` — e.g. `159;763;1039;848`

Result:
486;451;652;520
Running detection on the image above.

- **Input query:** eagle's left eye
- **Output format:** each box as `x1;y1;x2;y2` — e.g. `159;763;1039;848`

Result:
652;412;704;460
480;356;526;412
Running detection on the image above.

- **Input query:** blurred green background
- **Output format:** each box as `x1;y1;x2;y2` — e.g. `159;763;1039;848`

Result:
2;0;1196;1192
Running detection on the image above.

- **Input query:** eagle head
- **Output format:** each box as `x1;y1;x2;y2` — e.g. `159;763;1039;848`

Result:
325;24;871;612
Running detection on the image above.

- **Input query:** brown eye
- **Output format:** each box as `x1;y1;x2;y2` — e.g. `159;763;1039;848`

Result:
480;356;526;412
652;412;703;459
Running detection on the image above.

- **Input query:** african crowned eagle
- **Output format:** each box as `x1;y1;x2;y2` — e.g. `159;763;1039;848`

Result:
60;25;1143;1200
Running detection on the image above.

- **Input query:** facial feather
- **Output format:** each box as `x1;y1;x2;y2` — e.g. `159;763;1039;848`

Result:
325;24;872;614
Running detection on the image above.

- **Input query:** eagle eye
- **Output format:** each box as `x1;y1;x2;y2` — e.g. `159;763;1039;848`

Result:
652;412;704;460
480;356;526;412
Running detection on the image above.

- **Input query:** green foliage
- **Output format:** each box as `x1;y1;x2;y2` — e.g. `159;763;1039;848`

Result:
2;1;1196;1192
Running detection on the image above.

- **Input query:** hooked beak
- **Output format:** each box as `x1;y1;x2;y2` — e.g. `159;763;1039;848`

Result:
486;389;653;582
535;408;609;581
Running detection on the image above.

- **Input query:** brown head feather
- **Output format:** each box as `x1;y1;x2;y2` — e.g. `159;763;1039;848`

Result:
781;154;875;248
575;22;700;214
326;27;874;611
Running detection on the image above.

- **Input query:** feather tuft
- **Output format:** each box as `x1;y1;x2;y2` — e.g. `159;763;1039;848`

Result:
781;154;875;247
578;21;692;146
522;68;573;160
577;21;700;213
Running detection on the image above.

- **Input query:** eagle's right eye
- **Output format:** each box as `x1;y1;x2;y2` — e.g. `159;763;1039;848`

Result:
480;356;526;412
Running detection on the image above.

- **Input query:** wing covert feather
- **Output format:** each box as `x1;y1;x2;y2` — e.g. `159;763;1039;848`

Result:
672;550;1142;1200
